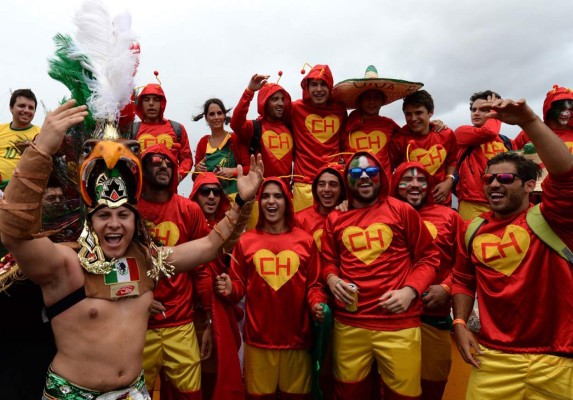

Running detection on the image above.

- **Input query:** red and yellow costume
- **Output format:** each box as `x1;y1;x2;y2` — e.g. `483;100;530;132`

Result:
291;65;347;212
134;84;193;180
321;152;439;399
227;178;327;399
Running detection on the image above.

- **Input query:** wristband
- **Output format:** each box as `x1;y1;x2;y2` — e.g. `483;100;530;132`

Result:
452;318;466;327
235;194;247;208
446;174;455;181
206;319;213;325
440;283;452;295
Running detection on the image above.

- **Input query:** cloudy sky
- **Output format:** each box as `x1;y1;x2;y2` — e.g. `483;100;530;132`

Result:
1;0;571;195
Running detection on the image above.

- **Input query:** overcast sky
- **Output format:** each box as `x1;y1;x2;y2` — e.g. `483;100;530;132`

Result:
1;0;572;195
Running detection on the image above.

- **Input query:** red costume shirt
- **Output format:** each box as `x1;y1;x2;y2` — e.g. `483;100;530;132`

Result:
231;86;293;184
452;170;573;354
295;206;326;252
341;110;400;178
291;65;347;182
454;119;513;203
514;128;573;154
321;153;439;331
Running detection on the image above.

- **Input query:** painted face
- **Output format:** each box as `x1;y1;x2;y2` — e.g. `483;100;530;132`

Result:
403;104;432;135
265;91;285;120
483;162;531;217
260;182;286;226
358;90;385;117
548;99;573;127
195;184;222;219
470;99;490;128
141;94;162;123
316;171;341;212
206;103;225;131
144;153;173;189
308;79;329;106
347;155;380;206
397;167;428;209
90;206;136;259
10;96;36;128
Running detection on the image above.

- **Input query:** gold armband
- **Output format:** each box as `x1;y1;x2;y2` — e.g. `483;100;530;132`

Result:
0;143;52;239
217;200;254;254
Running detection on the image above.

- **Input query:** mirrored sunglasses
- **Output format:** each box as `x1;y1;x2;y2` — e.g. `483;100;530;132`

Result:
349;166;380;179
150;155;173;168
481;173;523;185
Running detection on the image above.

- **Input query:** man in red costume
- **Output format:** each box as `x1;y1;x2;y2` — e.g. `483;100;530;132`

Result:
134;83;193;181
390;162;463;400
139;144;210;399
291;64;347;212
390;90;457;205
321;151;439;399
231;74;293;185
215;177;327;400
190;173;244;400
454;90;514;220
514;85;573;152
452;98;573;399
295;161;345;252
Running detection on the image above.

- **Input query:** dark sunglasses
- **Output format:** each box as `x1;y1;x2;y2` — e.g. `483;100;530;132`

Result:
481;173;524;185
150;155;173;168
198;186;223;197
349;166;380;179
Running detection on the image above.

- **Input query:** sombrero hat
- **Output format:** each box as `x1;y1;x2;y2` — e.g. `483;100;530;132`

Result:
333;65;424;110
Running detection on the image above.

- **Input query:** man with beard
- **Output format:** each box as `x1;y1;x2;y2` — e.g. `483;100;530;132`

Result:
215;177;327;399
138;144;211;399
391;162;463;400
452;98;573;399
321;151;439;399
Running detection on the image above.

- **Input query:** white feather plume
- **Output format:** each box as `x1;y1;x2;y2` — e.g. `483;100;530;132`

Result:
70;0;138;121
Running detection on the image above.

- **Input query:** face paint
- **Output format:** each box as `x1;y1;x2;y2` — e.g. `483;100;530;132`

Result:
397;167;428;209
347;155;381;207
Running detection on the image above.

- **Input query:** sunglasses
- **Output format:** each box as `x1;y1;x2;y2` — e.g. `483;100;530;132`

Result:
150;155;173;168
481;173;524;185
349;166;380;179
198;186;223;197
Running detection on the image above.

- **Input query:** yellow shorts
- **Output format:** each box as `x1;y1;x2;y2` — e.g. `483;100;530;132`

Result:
293;182;313;213
143;322;201;392
421;323;452;382
332;321;422;397
467;345;573;400
244;344;311;395
458;200;490;221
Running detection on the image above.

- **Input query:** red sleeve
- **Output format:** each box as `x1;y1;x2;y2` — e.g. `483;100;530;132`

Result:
228;240;248;303
320;214;341;281
441;211;464;289
177;125;194;180
230;89;256;144
455;119;502;147
305;241;328;310
192;264;214;310
452;219;477;297
444;129;459;168
539;166;573;250
389;132;407;170
230;133;251;174
513;130;530;149
193;136;209;181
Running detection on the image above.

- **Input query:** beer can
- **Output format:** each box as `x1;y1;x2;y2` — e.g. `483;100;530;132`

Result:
345;283;358;312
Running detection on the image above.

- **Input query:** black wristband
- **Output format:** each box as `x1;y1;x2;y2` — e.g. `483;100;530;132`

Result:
235;194;247;208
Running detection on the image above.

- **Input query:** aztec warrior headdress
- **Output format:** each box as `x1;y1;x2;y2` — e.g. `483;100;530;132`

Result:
2;0;172;281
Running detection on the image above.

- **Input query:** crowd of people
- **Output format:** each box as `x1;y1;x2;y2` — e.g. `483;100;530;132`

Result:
0;62;571;400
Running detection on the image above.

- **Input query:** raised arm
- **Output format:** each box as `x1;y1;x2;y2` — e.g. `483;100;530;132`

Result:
486;98;573;175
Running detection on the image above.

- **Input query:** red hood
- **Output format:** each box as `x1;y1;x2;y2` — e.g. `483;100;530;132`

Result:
300;64;334;104
135;83;166;121
190;172;231;222
390;161;435;206
344;151;389;208
542;85;573;123
141;143;178;194
256;177;294;230
257;83;292;122
311;161;346;208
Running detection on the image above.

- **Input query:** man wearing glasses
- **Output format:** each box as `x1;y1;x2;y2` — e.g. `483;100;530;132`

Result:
139;144;210;398
321;151;439;399
452;98;573;399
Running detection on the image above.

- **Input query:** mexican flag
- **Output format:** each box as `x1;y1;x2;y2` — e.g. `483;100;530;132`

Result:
104;258;140;284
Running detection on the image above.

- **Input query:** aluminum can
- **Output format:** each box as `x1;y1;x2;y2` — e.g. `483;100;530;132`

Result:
345;283;358;312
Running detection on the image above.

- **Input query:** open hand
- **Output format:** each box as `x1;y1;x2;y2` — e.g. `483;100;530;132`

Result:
237;154;264;201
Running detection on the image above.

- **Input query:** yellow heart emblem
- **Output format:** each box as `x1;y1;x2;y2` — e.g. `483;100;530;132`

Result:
313;228;324;252
262;130;293;160
349;130;388;155
342;223;393;265
304;114;340;143
147;221;180;247
254;250;300;291
424;221;438;240
409;145;447;175
480;141;507;160
473;225;530;276
564;141;573;154
138;133;175;152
